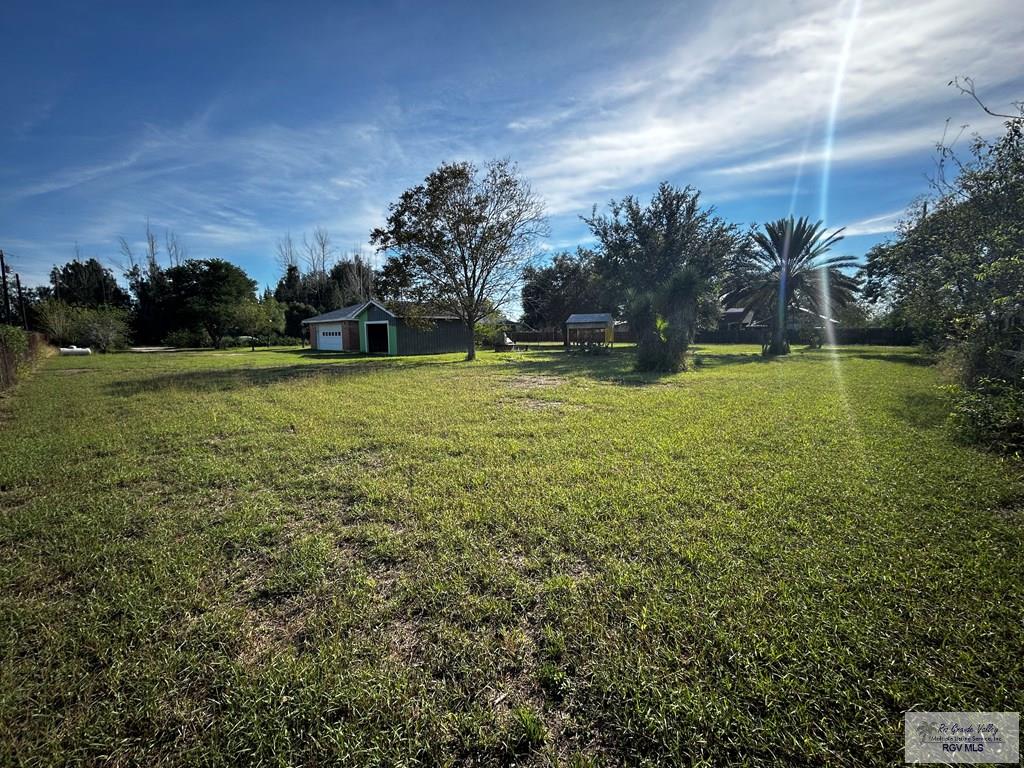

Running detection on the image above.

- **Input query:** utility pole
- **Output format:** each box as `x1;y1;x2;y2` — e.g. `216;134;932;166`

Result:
15;274;28;330
0;250;11;322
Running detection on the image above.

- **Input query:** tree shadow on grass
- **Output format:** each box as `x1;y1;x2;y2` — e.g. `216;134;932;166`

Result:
897;389;949;429
108;357;460;396
492;348;664;385
268;349;366;361
495;346;775;386
848;351;933;367
691;350;778;370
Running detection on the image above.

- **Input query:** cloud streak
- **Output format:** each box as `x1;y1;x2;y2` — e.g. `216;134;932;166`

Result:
1;0;1021;289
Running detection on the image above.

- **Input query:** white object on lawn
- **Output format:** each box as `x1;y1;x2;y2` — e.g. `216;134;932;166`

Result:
59;346;92;356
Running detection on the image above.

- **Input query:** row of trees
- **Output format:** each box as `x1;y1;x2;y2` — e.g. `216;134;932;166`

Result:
19;250;286;350
15;86;1017;396
16;159;860;368
518;190;862;368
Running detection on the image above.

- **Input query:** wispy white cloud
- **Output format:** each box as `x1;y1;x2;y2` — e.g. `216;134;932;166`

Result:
3;0;1021;287
515;0;1023;215
839;208;905;237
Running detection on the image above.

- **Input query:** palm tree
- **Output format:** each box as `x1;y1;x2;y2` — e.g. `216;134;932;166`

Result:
725;216;860;355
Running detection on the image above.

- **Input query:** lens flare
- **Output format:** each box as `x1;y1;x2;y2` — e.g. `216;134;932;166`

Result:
819;0;862;227
788;121;816;217
816;0;862;433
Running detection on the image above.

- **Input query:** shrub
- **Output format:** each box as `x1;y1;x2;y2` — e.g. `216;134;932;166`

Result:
35;299;78;345
474;322;503;349
162;329;212;348
947;378;1024;455
0;325;46;391
77;307;129;352
33;300;129;351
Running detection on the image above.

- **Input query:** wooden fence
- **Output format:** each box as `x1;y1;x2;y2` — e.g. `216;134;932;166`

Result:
510;327;916;346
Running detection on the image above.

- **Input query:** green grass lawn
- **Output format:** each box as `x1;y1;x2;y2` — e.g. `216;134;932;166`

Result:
1;345;1021;766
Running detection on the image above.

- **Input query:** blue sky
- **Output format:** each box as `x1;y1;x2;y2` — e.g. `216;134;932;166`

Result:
2;0;1022;300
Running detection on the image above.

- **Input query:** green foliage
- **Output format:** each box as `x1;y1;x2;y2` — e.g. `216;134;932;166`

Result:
864;114;1024;452
947;378;1024;455
164;259;258;348
865;116;1024;383
33;299;128;351
282;301;317;338
585;183;736;371
508;706;546;752
371;159;547;359
0;325;47;391
34;298;78;345
1;345;1021;765
233;295;286;350
162;328;212;348
726;216;860;355
0;323;28;357
0;325;30;390
49;257;131;308
76;307;130;352
273;257;374;316
520;248;613;330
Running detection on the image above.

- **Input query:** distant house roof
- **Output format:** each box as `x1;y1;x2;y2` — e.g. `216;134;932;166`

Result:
566;313;614;326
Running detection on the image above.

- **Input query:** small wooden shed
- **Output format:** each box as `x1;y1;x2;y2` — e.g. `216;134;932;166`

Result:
565;313;615;347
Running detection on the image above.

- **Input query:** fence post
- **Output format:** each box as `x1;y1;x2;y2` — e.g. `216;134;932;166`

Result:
15;274;27;330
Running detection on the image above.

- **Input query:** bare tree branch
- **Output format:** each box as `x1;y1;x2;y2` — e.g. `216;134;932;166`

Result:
950;76;1024;121
276;232;299;273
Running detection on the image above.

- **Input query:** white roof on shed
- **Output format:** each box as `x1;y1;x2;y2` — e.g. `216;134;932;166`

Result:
566;313;614;325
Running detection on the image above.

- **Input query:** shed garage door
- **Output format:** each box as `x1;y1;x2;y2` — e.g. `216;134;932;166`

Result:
316;324;343;351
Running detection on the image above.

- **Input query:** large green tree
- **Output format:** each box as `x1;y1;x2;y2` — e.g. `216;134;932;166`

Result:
585;183;736;371
865;116;1024;384
520;248;612;331
725;217;860;355
50;257;130;309
165;259;257;348
371;159;547;360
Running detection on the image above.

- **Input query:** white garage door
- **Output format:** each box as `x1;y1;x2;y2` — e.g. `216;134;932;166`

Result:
316;324;343;350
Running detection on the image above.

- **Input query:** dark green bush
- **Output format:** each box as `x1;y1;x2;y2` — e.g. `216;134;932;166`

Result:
162;329;212;348
0;325;45;391
948;378;1024;455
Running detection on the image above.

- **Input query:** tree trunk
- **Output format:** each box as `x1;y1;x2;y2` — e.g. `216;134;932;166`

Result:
767;321;790;355
465;320;476;360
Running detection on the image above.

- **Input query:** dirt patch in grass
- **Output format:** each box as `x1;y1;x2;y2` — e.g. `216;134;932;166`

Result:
519;398;569;412
508;374;568;390
384;618;420;665
497;395;586;413
237;593;321;664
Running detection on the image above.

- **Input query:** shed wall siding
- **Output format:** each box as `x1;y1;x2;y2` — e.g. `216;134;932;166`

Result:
396;319;471;355
363;304;393;322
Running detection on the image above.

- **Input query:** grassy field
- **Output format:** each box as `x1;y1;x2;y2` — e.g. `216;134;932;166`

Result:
1;344;1021;766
